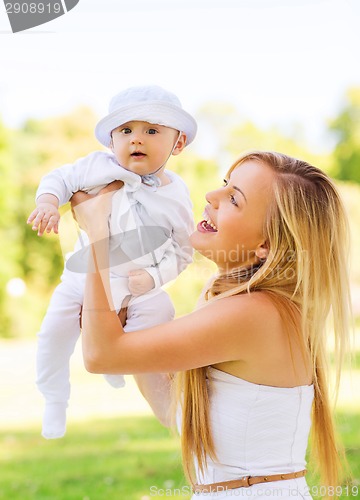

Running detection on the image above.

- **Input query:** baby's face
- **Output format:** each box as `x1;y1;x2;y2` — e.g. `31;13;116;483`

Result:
110;120;182;176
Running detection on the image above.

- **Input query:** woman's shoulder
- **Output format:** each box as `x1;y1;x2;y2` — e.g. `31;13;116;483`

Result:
214;291;282;321
211;292;309;385
208;292;300;377
208;291;286;347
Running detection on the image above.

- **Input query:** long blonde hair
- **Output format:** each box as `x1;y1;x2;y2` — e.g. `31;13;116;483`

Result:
175;151;352;488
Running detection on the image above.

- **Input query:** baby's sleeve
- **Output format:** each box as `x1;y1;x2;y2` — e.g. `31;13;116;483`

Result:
145;177;194;288
35;152;137;206
36;151;141;205
35;153;100;206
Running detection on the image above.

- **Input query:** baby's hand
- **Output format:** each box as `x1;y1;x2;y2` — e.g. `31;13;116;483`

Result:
27;203;60;237
128;269;155;297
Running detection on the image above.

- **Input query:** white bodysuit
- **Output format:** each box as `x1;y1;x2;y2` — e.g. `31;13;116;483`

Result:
35;151;194;438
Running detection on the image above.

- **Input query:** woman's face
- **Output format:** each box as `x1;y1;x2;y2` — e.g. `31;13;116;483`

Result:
190;160;276;272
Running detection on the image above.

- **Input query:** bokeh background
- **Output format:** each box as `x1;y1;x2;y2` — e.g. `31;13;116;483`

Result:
0;1;359;499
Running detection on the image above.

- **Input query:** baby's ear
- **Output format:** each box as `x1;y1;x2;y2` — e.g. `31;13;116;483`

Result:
172;133;187;156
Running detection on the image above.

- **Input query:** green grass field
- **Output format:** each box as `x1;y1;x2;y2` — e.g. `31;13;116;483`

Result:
0;417;186;500
0;410;359;500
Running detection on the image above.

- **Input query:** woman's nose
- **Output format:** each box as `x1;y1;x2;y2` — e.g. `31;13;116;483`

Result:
205;189;219;208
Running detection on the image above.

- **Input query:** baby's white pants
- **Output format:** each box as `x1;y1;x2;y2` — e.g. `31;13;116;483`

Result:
36;266;175;407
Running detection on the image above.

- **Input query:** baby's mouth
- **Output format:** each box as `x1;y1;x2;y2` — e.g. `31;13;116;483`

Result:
131;151;146;157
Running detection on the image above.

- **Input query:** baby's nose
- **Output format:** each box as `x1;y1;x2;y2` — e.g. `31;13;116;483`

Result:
131;134;143;144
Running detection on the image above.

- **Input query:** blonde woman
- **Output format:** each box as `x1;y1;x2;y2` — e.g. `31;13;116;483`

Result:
71;151;352;499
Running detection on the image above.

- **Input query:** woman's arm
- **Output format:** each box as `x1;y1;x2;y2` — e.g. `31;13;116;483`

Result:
133;373;172;427
72;190;174;425
72;189;282;377
81;290;272;374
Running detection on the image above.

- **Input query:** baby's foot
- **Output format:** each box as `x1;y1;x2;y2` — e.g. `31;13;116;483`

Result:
103;374;126;388
42;402;68;439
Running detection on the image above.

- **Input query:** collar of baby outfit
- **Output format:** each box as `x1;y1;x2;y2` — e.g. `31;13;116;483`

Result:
140;174;161;188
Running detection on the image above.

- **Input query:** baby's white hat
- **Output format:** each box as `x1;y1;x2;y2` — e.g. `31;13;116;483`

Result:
95;85;197;148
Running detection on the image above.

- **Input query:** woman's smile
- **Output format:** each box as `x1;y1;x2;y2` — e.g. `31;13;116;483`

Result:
197;211;218;233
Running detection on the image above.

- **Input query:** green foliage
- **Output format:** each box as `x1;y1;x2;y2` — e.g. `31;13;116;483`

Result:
306;410;360;500
0;121;23;337
164;152;220;315
329;87;360;183
14;106;101;283
1;108;102;338
336;181;360;284
169;150;220;220
198;100;334;175
227;121;332;173
2;89;360;338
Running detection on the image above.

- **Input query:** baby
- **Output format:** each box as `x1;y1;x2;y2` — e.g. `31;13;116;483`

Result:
27;85;197;439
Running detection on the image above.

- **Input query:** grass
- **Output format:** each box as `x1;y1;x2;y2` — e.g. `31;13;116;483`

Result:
0;411;359;500
0;416;189;500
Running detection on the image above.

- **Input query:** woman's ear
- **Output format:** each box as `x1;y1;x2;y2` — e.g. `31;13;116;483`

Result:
172;133;187;156
255;241;269;260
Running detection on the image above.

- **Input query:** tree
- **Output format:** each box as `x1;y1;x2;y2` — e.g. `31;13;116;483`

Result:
14;107;101;285
2;107;101;338
226;121;332;174
329;87;360;183
0;119;22;337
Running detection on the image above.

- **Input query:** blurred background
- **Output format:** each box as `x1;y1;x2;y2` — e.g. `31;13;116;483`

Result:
0;0;359;498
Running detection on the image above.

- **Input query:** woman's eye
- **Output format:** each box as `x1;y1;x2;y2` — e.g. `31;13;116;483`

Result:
230;194;238;206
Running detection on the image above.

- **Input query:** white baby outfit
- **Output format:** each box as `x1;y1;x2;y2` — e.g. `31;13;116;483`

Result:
191;367;314;499
35;151;194;438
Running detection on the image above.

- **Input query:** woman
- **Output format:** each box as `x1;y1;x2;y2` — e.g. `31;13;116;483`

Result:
72;151;352;499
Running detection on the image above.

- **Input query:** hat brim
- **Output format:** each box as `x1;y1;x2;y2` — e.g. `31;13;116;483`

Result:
95;101;197;148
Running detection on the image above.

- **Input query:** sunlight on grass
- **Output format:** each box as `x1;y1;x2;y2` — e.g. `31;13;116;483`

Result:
0;416;190;500
0;411;359;500
0;334;359;499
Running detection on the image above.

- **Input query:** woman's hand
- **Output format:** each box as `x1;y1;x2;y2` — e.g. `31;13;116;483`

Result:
70;180;123;239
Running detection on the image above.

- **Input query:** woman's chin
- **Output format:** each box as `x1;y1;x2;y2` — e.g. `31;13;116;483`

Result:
189;234;214;262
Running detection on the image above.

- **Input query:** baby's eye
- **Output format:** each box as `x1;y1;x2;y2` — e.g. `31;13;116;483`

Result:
121;127;132;134
147;128;158;135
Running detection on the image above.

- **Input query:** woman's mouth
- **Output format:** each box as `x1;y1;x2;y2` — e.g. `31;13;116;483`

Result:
197;214;218;233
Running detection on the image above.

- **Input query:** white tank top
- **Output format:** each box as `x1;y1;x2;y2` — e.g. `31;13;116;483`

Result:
192;367;314;499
